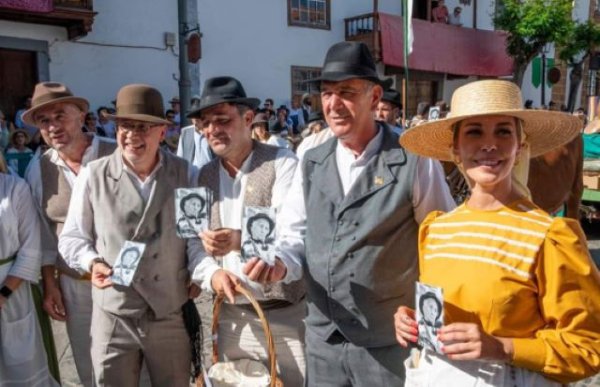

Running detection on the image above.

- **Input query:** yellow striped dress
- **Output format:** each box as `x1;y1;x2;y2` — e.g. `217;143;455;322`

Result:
419;198;600;384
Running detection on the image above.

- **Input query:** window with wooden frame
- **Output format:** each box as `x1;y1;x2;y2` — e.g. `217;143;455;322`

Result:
288;0;331;30
291;66;322;108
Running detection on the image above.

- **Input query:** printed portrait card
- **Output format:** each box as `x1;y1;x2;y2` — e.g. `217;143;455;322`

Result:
241;206;277;265
415;281;444;354
175;187;211;239
111;241;146;287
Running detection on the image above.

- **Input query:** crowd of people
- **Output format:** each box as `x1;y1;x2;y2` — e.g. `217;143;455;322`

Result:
1;40;600;387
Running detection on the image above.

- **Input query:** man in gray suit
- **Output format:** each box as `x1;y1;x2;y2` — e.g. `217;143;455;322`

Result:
245;41;455;385
176;98;213;170
59;84;203;386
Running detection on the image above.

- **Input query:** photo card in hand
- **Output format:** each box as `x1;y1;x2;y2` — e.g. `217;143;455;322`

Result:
415;281;444;354
175;187;211;239
111;241;146;287
241;206;277;265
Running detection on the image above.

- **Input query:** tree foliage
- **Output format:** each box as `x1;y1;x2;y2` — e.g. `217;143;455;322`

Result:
493;0;574;86
558;20;600;65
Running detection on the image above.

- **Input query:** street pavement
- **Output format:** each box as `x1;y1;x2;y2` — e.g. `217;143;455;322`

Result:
51;223;600;387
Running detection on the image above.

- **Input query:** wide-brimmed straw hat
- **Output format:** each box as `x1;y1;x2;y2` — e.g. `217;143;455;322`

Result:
400;80;581;161
186;76;260;118
22;82;89;126
106;84;171;125
305;41;387;87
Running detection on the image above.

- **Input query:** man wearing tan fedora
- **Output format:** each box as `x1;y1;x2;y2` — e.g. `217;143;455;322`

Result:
188;76;306;385
59;84;203;386
23;81;116;387
247;41;455;385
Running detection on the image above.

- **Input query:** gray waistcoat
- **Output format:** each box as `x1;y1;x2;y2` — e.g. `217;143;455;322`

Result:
40;138;115;278
198;141;305;304
303;127;419;347
87;149;190;318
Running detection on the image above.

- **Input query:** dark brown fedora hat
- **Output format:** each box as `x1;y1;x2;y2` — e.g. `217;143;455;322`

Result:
106;84;171;125
187;76;260;118
306;41;386;87
22;82;89;126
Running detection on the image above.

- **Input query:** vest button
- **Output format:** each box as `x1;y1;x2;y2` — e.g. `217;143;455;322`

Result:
349;273;354;277
153;275;160;281
354;222;359;226
351;319;358;325
152;254;158;259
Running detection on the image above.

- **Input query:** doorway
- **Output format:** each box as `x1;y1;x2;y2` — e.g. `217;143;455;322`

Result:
0;48;38;123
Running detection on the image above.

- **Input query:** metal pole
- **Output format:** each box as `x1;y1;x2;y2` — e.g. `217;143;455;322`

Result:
541;52;546;107
178;0;191;127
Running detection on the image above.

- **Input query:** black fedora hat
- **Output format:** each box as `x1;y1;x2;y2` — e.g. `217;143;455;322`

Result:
187;76;260;118
382;88;402;108
307;111;324;124
307;41;385;87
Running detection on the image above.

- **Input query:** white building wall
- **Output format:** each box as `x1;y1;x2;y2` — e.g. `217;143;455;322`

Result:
0;0;181;113
197;0;382;107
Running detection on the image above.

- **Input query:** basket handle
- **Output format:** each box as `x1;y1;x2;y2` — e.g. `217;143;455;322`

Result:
210;283;278;387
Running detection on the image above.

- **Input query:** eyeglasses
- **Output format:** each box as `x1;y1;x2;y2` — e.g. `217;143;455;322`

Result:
118;121;161;135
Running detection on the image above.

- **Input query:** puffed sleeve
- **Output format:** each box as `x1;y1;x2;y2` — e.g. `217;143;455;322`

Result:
511;217;600;383
417;211;444;272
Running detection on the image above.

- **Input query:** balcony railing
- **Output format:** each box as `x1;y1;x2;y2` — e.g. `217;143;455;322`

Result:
0;0;95;40
345;12;380;60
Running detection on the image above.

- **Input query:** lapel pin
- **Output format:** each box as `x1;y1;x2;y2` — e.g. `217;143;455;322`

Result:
374;176;384;186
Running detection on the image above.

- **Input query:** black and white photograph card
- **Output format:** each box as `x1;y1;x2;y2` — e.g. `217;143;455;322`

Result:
415;281;444;354
175;187;211;239
241;206;277;265
111;241;146;287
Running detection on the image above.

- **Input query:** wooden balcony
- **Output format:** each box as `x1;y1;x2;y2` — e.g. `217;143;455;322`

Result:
0;0;95;40
344;12;513;77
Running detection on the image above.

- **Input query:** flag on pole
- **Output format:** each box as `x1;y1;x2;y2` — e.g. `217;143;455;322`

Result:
404;0;414;57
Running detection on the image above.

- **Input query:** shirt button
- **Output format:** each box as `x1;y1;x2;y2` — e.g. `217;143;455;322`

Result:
347;253;353;258
335;236;341;242
338;220;344;226
351;236;356;241
330;270;334;275
331;287;335;292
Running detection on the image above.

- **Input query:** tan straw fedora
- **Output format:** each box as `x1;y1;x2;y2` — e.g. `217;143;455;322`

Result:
400;80;582;161
22;82;89;126
106;84;171;125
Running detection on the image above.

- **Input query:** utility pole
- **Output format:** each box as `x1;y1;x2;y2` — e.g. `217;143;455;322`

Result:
178;0;191;127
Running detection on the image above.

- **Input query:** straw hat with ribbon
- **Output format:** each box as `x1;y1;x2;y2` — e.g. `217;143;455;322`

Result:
400;80;581;161
22;82;89;126
106;84;171;125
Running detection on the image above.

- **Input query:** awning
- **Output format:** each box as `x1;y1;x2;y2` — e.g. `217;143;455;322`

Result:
378;13;513;77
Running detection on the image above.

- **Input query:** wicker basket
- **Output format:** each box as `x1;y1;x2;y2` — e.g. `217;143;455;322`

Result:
196;284;283;387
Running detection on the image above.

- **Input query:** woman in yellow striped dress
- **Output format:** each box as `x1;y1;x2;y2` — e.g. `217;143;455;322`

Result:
395;80;600;386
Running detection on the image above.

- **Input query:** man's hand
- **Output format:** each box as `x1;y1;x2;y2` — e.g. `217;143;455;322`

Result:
41;266;67;321
91;261;113;289
242;257;287;284
211;269;241;303
200;228;241;256
188;283;201;299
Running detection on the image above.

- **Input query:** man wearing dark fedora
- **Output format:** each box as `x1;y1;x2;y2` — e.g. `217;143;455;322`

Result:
246;41;456;385
188;76;306;385
23;81;116;387
376;86;404;134
59;84;204;386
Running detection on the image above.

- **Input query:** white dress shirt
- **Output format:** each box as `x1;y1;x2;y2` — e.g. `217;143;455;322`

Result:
0;174;42;283
58;153;203;276
191;147;298;300
25;135;115;267
275;125;456;283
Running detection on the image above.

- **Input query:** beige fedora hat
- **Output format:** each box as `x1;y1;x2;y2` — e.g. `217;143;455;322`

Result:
400;80;582;161
106;84;171;125
22;82;89;126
